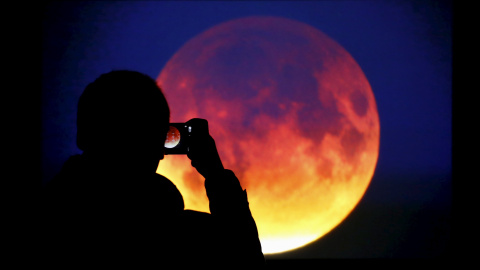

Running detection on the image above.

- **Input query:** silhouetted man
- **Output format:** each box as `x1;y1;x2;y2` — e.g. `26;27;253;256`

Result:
42;70;264;266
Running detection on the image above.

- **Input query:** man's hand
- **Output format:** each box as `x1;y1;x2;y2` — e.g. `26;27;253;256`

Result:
186;118;224;179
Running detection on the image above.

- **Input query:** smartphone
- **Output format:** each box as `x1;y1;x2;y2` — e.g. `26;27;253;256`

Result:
164;122;192;155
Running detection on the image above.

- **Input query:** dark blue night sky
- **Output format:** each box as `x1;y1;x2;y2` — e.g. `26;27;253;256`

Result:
41;1;452;259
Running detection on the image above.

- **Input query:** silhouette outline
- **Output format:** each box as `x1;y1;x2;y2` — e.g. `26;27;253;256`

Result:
42;70;264;266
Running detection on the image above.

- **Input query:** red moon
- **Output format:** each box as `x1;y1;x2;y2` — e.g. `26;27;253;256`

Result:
164;126;181;149
156;16;380;254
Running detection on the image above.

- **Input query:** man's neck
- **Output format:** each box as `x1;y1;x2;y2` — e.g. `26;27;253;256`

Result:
81;151;158;176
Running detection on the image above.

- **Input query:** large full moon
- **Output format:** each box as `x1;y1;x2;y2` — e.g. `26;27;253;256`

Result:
156;16;380;255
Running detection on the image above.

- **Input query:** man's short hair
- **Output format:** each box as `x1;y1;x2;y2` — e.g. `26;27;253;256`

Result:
76;70;170;152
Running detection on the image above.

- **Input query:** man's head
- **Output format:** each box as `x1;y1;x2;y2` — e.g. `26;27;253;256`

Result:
77;70;170;171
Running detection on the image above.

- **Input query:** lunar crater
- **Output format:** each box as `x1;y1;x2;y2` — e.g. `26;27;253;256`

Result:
349;90;369;117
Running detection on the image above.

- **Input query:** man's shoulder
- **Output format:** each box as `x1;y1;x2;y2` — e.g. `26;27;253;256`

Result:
146;173;185;211
149;173;181;193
